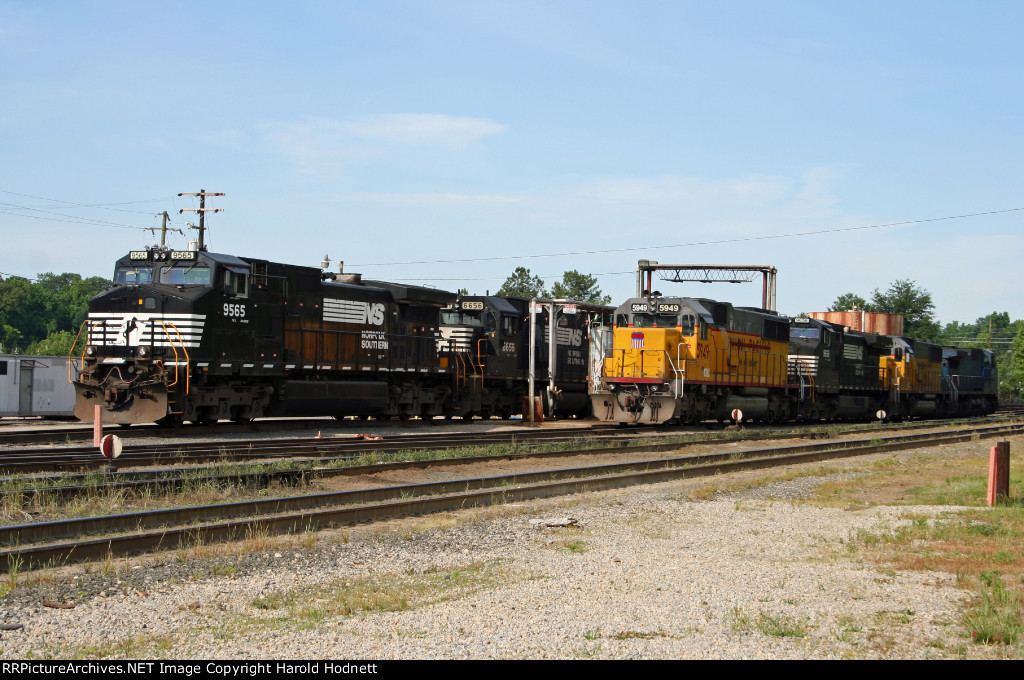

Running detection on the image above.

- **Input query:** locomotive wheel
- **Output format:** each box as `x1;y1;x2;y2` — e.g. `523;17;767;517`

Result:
158;413;182;427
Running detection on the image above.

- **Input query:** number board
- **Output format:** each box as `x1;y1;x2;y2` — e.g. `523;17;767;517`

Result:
170;251;197;260
630;303;648;312
657;304;680;313
461;301;484;311
129;251;149;260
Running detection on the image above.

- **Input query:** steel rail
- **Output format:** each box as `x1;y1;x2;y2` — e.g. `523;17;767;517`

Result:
0;422;1019;572
6;421;1022;504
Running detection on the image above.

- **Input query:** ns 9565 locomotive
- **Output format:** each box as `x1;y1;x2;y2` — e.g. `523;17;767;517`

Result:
71;245;603;425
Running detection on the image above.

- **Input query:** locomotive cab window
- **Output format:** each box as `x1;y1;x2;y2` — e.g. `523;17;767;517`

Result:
502;315;517;336
223;270;248;298
160;266;211;286
680;314;695;335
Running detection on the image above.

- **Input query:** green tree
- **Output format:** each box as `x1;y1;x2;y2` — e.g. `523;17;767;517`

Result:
27;330;78;356
1008;322;1024;398
0;276;46;348
828;293;871;312
497;267;547;298
0;272;110;352
550;270;612;305
0;324;24;353
870;279;939;340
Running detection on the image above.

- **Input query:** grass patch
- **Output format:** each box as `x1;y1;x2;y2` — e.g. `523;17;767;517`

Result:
830;442;1024;651
251;560;513;628
756;611;809;638
962;571;1024;645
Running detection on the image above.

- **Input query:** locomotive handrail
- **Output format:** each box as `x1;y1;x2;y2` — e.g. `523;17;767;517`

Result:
66;319;94;383
790;359;816;402
674;343;685;398
158;320;191;394
471;338;487;389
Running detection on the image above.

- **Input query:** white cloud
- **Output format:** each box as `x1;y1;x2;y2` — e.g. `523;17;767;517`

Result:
251;114;507;173
345;114;507;145
342;191;519;206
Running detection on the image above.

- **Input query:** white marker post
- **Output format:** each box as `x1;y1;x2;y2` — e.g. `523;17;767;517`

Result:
99;434;123;460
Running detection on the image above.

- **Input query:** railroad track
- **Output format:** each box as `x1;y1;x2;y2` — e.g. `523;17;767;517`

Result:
1;421;1019;572
3;412;1019;474
1;416;1014;502
0;416;475;447
0;425;646;473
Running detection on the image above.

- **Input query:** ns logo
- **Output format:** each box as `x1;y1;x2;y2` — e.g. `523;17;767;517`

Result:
361;302;386;326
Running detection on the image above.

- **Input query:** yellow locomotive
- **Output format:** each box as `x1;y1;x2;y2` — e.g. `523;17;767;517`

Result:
591;295;792;424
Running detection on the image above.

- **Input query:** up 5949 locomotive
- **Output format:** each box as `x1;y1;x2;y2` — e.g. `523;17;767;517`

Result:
71;245;603;425
590;293;998;425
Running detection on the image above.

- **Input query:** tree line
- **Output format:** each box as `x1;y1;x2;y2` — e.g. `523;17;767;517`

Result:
495;267;611;304
0;273;111;355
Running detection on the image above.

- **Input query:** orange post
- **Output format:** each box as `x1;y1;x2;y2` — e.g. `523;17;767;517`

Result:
987;441;1010;507
93;404;103;448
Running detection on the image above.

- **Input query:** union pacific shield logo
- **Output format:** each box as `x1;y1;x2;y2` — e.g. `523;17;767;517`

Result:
631;331;644;349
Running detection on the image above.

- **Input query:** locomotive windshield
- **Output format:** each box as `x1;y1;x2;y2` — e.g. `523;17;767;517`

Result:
115;266;154;285
790;327;820;340
441;310;483;326
159;266;212;286
630;311;679;327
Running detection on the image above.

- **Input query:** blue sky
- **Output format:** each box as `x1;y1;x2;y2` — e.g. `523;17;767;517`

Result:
2;0;1022;324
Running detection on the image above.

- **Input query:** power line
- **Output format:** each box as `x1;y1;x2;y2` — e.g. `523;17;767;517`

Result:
349;207;1024;267
0;203;150;230
0;189;175;215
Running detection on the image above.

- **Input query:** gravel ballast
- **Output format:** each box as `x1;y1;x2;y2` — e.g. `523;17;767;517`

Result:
0;463;1009;660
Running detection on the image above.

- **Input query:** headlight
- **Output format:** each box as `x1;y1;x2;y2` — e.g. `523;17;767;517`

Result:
86;346;96;356
138;346;149;358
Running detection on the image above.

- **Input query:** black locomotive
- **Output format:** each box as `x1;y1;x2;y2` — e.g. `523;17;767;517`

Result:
72;245;606;425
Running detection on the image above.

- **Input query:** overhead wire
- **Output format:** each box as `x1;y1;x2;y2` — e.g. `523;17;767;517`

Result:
349;207;1024;267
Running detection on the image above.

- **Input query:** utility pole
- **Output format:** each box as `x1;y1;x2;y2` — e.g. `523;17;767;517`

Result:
177;190;225;251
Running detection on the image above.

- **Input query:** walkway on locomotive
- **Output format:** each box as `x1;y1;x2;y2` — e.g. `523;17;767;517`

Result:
601;297;792;391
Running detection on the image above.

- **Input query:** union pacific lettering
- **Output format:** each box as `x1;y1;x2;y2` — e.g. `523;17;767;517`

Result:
728;338;773;353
